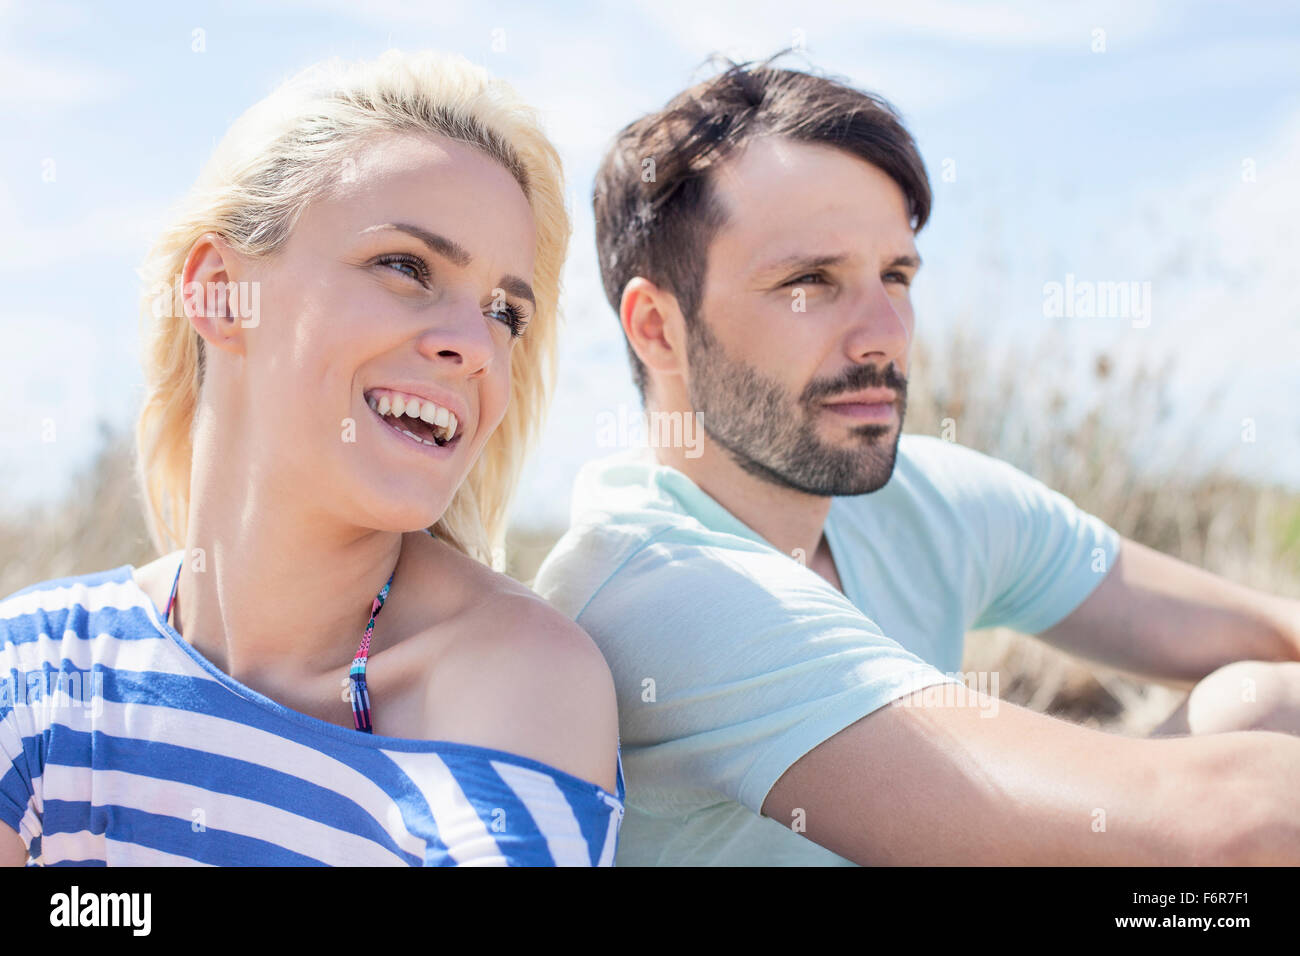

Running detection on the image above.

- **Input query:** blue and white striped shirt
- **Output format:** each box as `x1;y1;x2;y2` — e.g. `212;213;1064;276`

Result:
0;562;625;866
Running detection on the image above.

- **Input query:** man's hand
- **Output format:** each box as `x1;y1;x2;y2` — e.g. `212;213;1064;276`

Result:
1152;660;1300;736
1285;601;1300;659
1039;536;1300;688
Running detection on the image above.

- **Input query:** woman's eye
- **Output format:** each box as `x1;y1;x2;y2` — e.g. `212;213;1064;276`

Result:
489;303;528;339
375;253;429;284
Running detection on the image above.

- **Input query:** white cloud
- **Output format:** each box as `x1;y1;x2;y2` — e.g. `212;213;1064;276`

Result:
0;0;125;107
0;179;163;274
0;49;127;107
630;0;1169;56
268;0;472;28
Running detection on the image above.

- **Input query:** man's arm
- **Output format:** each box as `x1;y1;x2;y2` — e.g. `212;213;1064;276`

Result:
1038;536;1300;689
762;686;1300;865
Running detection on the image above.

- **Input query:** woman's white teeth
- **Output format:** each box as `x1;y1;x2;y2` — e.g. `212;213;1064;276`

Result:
366;391;459;443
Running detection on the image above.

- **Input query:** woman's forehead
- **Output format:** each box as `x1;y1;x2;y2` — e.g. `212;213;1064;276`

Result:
290;134;535;265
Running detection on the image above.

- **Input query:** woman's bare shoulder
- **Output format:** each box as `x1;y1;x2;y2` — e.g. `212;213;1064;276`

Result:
417;541;620;793
129;552;180;613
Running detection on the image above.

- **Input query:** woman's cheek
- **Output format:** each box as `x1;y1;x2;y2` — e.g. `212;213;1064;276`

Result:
484;391;510;440
492;358;515;419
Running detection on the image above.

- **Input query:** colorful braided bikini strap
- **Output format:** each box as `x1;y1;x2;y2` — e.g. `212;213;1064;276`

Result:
165;531;430;735
349;570;395;734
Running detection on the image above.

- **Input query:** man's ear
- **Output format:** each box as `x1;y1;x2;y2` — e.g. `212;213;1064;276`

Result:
620;276;688;382
181;232;249;358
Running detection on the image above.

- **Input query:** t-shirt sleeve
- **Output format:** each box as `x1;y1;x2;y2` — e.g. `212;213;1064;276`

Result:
573;533;961;817
962;451;1121;634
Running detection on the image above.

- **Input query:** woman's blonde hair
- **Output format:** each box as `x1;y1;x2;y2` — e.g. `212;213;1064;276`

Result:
134;49;569;566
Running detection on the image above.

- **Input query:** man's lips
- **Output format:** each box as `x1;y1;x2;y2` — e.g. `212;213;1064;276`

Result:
821;390;899;423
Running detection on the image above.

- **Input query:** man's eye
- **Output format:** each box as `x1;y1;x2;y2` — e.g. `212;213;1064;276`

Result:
375;253;430;284
784;272;826;287
885;271;912;286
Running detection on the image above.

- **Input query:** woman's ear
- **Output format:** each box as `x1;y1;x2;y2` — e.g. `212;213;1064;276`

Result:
181;232;251;358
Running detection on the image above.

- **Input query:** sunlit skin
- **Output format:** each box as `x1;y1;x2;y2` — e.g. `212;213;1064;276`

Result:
622;136;919;586
127;132;617;791
622;133;1300;732
615;133;1300;864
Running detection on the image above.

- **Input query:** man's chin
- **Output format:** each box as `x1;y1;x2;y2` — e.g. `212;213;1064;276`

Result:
834;424;904;495
846;422;897;442
843;451;901;495
762;429;902;497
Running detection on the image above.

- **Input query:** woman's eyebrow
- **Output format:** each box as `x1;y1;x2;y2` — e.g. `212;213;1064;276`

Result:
496;276;536;308
361;222;535;307
363;221;472;266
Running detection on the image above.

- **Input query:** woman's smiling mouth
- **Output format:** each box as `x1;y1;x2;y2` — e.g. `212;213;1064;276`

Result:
365;387;463;452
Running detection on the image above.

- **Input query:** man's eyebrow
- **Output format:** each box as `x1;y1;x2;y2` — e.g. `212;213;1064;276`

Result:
753;250;923;278
753;251;847;278
361;222;536;308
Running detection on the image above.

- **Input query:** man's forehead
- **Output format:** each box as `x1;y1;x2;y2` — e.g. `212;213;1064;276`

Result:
712;136;907;203
708;137;917;268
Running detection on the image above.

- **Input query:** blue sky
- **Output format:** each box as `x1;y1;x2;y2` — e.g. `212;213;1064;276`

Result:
1;0;1297;527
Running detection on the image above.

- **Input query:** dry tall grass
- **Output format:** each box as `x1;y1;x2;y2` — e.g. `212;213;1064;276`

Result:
4;329;1296;735
905;325;1300;733
0;423;154;600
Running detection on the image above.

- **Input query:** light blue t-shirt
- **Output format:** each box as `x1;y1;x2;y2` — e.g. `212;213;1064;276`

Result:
533;435;1119;866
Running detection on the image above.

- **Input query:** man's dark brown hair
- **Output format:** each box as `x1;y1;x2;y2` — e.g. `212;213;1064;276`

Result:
593;50;933;399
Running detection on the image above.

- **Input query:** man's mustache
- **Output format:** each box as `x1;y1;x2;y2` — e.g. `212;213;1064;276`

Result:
802;363;908;404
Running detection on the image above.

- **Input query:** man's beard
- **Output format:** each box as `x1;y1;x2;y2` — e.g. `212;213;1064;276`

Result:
685;317;908;496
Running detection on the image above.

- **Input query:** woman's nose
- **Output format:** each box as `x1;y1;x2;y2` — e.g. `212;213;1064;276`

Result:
415;299;497;376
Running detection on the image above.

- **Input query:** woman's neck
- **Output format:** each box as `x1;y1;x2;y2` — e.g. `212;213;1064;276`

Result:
173;478;411;688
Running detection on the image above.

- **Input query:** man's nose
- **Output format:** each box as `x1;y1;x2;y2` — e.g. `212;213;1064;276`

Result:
844;278;911;366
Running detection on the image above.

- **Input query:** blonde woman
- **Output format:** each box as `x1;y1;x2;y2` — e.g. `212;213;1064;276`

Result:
0;50;623;866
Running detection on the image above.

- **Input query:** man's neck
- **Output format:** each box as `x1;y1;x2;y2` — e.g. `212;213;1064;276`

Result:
655;431;837;585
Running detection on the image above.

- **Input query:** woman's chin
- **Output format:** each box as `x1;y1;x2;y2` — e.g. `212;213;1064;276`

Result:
353;487;455;534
